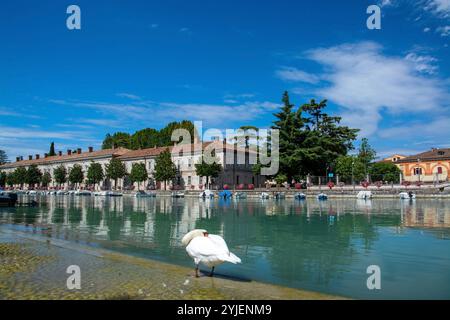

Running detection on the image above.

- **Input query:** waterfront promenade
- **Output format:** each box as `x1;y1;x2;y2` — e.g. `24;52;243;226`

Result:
0;228;343;300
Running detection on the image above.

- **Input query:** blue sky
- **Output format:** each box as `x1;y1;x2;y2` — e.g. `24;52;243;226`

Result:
0;0;449;160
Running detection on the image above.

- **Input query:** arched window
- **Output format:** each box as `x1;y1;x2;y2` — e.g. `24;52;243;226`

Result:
414;168;422;175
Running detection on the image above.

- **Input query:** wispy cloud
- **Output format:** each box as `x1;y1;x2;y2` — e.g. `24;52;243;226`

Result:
436;25;450;35
275;67;321;84
49;98;280;127
278;42;449;137
116;93;142;100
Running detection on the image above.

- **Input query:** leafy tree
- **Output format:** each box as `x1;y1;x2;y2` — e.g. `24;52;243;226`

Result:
49;142;56;156
271;91;307;181
370;162;401;183
68;164;84;188
101;121;196;150
275;173;288;186
238;125;259;148
53;165;67;187
195;157;222;189
358;138;376;176
102;132;131;149
129;163;148;190
0;171;6;187
154;149;177;190
335;156;366;183
13;167;28;189
300;99;359;177
6;172;16;187
0;150;8;165
87;162;104;190
26;165;42;188
41;172;52;187
106;158;127;189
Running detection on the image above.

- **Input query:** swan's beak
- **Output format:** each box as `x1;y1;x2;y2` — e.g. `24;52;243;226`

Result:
203;232;209;237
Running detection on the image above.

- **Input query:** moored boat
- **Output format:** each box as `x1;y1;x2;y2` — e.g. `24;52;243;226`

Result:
357;191;372;200
317;193;328;201
400;192;416;200
294;192;306;200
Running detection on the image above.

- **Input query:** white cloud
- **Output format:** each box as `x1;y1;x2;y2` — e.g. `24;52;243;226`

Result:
404;52;438;74
116;93;142;100
49;99;281;127
275;67;321;84
425;0;450;18
436;25;450;36
279;42;449;137
379;0;393;7
424;27;431;32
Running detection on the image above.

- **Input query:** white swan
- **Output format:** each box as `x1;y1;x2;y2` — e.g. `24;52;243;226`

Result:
182;229;241;277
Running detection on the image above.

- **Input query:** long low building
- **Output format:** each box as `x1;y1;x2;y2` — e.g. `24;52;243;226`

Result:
0;141;265;190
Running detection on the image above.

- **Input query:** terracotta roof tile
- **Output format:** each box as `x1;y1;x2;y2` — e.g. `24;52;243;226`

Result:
0;147;130;169
397;148;450;163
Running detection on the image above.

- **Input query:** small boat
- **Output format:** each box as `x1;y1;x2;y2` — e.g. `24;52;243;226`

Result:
109;191;123;197
317;193;328;201
274;192;285;200
260;192;270;200
357;191;372;200
218;190;232;199
27;190;38;196
294;193;306;200
56;190;68;195
199;189;215;199
134;190;156;198
47;191;57;195
400;192;416;200
0;192;18;207
235;192;247;199
171;191;185;198
68;190;77;195
75;190;92;196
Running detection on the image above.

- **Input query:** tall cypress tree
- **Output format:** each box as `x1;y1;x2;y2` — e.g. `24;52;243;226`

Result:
49;142;56;156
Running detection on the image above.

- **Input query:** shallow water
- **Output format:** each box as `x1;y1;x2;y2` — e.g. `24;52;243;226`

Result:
1;195;449;299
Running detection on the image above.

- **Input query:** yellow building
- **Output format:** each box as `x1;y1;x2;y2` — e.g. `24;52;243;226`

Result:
392;148;450;183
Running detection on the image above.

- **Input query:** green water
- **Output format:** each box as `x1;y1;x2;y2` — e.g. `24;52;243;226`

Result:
1;195;449;299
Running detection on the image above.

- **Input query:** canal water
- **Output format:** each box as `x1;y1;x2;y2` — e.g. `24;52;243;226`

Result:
1;195;449;299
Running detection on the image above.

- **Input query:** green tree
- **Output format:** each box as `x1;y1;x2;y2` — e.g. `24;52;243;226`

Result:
335;156;366;183
0;150;8;165
154;149;177;190
370;162;401;183
41;172;52;188
102;132;131;149
301;99;359;177
87;162;104;190
274;173;288;186
6;172;16;187
26;165;42;188
13;167;28;189
53;165;67;187
195;157;222;189
49;142;56;156
68;164;84;188
0;171;6;187
106;158;127;189
358;138;376;176
271;91;307;181
129;163;148;190
239;125;259;148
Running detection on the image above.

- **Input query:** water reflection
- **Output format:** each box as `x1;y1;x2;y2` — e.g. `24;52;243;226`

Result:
1;196;449;299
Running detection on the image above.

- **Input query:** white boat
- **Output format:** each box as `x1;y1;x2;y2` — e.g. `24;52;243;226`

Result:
75;190;92;196
134;190;156;197
260;192;270;200
274;192;286;200
47;191;57;195
56;190;68;195
171;191;185;198
400;192;416;200
357;191;372;200
317;193;328;201
27;190;37;195
199;190;214;199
